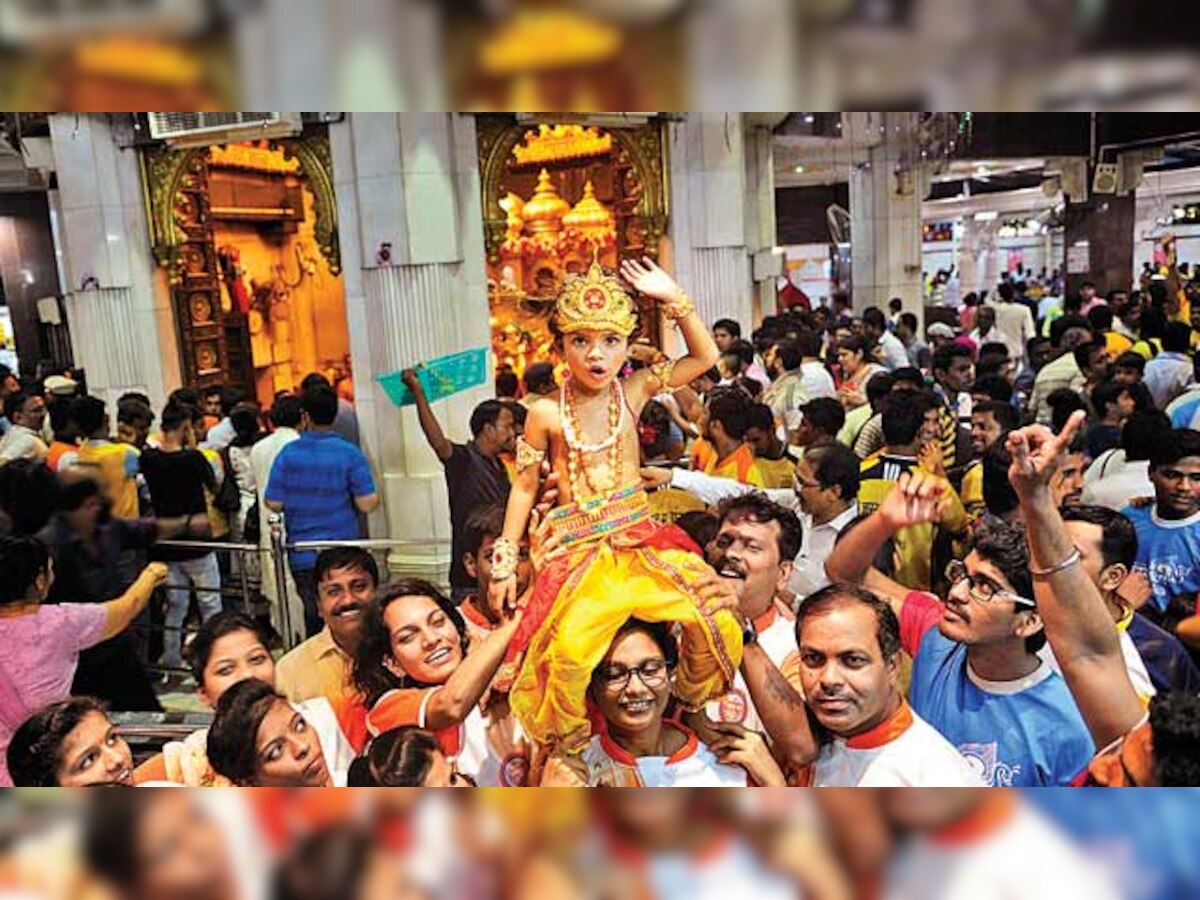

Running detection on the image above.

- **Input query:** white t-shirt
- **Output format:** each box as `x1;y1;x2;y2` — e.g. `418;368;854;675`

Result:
1040;628;1155;702
806;703;984;787
645;836;801;900
1081;449;1153;511
706;609;795;733
884;800;1121;900
581;730;748;787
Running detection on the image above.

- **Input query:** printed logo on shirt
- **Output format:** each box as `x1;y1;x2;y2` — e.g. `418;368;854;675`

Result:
958;741;1021;787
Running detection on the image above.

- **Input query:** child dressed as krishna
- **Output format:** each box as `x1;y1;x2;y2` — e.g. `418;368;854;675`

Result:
490;255;744;756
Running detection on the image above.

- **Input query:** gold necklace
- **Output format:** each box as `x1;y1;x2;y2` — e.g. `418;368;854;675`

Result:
563;378;623;499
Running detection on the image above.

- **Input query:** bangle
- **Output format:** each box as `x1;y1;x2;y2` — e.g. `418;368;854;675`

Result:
491;537;520;581
661;293;696;322
1030;547;1082;578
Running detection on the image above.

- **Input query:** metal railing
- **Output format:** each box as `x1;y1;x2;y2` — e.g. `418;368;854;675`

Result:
151;514;452;657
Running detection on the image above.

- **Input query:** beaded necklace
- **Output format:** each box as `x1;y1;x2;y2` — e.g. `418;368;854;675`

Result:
561;376;625;499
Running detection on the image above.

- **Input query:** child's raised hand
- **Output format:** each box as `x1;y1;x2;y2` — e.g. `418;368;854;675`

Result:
620;256;684;304
489;574;518;617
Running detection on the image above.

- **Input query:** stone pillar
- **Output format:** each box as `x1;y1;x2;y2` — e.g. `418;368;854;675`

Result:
847;113;924;314
330;113;489;584
667;114;777;336
1063;194;1135;296
48;114;179;410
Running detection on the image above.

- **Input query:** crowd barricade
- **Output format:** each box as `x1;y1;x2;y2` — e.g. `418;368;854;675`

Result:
151;514;453;662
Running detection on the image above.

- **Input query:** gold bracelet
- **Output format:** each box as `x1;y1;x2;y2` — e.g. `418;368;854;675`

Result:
662;293;696;322
491;537;520;581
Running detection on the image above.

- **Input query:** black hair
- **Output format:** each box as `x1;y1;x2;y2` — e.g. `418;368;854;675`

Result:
495;370;519;398
207;678;283;785
639;400;675;460
706;385;754;441
1090;380;1127;418
0;535;51;604
270;394;303;429
116;400;153;428
1122;410;1173;461
982;443;1019;517
347;727;444;788
1163;320;1192;353
673;510;720;552
58;472;103;512
0;460;59;536
1047;388;1089;434
1149;692;1200;787
352;579;467;704
795;329;822;359
161;403;192;434
462;502;507;559
715;492;804;561
72;395;107;436
595;618;679;677
7;697;110;787
83;790;151;893
746;402;776;434
796;584;902;662
1061;505;1137;569
997;282;1015;302
1149;428;1200;470
523;362;557;395
230;405;261;448
314;546;380;589
898;312;919;333
972;400;1020;435
881;390;935;447
186;610;273;685
1072;340;1107;375
932;342;973;374
865;372;895;409
773;339;803;372
837;333;874;361
2;391;33;423
972;374;1014;404
1113;351;1146;375
219;387;245;417
800;397;846;438
118;391;150;408
1049;314;1092;348
1087;304;1115;332
713;318;741;338
469;399;509;438
301;385;339;427
978;341;1009;362
300;373;333;392
805;441;860;502
888;297;903;312
727;339;756;368
273;825;378;900
48;397;77;439
890;366;924;389
971;522;1043;653
862;307;886;333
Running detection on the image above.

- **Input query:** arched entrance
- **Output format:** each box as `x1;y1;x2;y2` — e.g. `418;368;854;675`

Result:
141;128;347;406
475;116;669;382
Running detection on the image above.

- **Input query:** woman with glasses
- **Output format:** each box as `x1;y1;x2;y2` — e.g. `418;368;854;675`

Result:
541;619;785;787
348;579;530;787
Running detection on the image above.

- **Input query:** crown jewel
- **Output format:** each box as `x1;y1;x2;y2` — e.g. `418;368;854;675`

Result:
555;257;637;337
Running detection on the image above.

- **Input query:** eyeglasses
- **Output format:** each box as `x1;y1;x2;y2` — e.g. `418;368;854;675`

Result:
945;560;1035;608
595;659;670;692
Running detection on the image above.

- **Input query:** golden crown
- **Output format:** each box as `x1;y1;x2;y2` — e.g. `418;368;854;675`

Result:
555;258;638;337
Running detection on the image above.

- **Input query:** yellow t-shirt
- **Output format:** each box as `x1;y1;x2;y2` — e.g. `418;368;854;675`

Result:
755;454;798;490
960;460;985;525
857;454;968;591
707;442;767;488
75;440;140;520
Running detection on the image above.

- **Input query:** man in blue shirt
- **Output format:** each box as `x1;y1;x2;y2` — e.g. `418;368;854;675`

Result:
266;385;379;637
1122;428;1200;625
827;472;1095;786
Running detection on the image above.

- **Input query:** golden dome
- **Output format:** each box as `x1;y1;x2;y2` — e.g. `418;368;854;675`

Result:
563;180;614;235
522;169;570;235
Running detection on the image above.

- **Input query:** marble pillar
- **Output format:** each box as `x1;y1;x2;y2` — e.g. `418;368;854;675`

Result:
48;114;180;411
330;113;490;585
848;113;924;315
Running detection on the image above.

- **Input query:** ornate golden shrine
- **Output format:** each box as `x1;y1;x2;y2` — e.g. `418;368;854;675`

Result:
476;116;669;380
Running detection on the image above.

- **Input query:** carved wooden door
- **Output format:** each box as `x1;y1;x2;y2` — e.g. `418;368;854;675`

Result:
171;152;253;394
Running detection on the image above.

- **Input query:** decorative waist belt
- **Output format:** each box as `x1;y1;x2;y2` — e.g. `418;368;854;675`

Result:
547;484;651;551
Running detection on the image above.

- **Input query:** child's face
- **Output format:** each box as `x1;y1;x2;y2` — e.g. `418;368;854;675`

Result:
564;330;628;391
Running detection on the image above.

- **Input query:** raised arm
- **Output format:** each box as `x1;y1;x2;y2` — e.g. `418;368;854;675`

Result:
101;563;169;642
423;615;523;730
401;368;453;461
489;403;551;613
823;471;952;615
619;257;719;396
1007;411;1145;748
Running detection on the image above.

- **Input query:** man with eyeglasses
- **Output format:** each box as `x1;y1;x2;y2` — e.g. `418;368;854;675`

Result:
1121;428;1200;626
826;472;1094;786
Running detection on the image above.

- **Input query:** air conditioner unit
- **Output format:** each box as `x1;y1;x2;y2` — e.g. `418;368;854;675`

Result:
1092;162;1119;195
147;112;303;147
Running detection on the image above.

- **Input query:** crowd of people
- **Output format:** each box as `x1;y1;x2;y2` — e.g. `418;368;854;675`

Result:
3;258;1200;789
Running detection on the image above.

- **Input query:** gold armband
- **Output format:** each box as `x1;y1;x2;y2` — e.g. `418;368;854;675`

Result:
491;537;520;581
661;293;696;322
648;358;677;388
515;436;547;473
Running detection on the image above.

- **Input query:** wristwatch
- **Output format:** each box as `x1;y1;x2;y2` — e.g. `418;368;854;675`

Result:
741;617;759;646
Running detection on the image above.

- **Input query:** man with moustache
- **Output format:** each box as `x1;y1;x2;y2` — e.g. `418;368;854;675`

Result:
275;547;379;707
826;472;1095;786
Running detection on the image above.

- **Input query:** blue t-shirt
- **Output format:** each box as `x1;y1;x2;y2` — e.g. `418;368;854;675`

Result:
264;431;376;570
901;592;1094;787
1121;504;1200;612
